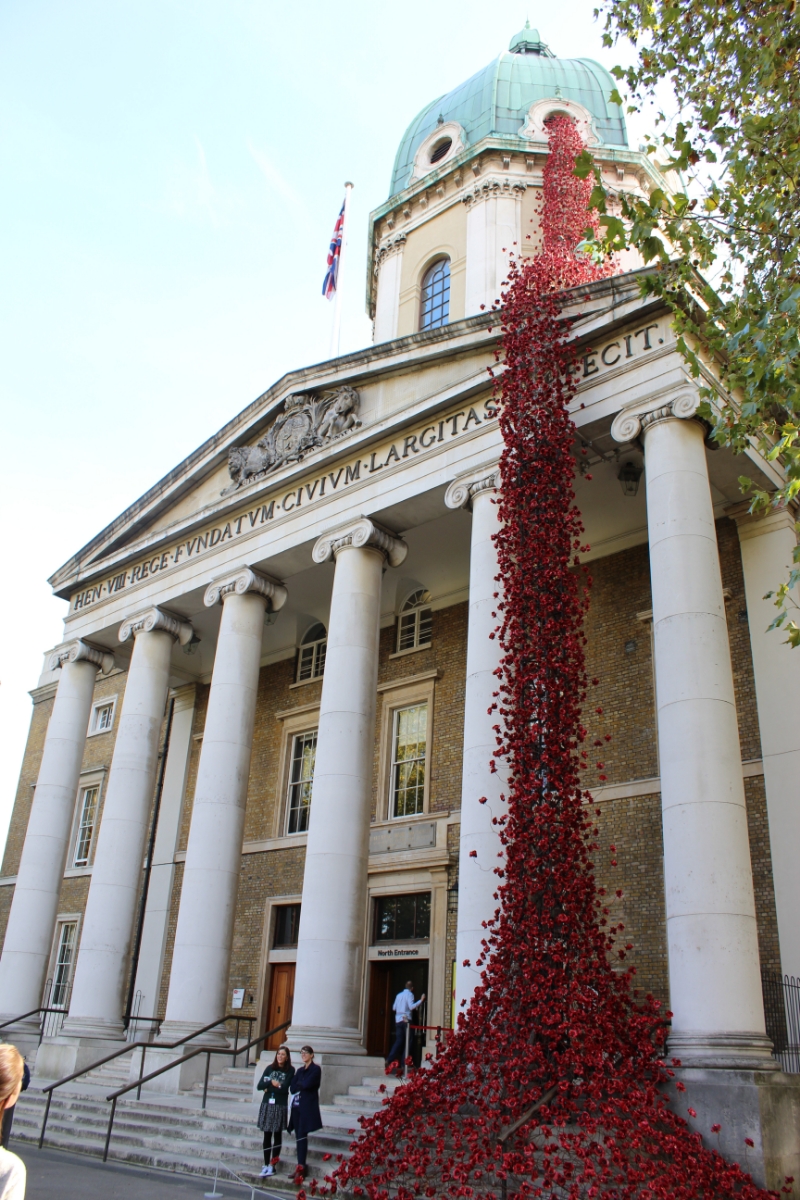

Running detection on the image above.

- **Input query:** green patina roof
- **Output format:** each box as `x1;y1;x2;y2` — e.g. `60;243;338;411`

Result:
389;25;627;198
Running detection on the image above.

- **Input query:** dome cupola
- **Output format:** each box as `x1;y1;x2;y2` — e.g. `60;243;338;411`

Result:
368;28;670;344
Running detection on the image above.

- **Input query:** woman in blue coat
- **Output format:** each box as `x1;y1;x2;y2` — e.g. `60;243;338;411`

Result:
288;1045;322;1179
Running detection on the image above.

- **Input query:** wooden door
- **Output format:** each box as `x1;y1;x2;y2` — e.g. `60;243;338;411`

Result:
266;963;295;1049
366;963;392;1057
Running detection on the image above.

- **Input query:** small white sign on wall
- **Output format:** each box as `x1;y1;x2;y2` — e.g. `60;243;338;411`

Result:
231;988;245;1010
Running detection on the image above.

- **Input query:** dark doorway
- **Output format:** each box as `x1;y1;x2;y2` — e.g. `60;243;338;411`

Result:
366;959;429;1058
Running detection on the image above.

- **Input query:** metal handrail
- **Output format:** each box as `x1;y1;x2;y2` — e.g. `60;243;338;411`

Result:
38;1012;254;1149
101;1019;291;1161
0;1006;74;1047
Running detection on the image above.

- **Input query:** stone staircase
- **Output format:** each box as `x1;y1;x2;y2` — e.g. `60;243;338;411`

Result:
9;1053;403;1191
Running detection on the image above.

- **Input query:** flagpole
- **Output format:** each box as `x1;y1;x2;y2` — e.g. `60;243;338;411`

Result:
330;181;353;358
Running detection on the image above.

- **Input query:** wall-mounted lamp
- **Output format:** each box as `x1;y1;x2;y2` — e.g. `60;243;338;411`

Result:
183;633;201;656
264;607;279;627
618;461;643;497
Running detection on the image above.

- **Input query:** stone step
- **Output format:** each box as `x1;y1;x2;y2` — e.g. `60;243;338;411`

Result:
11;1083;365;1186
330;1093;385;1112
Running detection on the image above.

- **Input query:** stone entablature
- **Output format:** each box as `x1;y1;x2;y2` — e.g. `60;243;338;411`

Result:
68;395;499;616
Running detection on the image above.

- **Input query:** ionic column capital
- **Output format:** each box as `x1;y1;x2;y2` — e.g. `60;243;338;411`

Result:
444;466;501;511
313;518;408;568
49;639;115;675
119;606;194;647
611;390;701;445
204;566;288;611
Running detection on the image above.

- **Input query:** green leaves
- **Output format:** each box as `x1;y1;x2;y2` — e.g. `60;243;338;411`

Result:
597;0;800;644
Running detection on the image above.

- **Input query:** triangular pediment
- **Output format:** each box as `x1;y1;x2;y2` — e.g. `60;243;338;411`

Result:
48;315;509;598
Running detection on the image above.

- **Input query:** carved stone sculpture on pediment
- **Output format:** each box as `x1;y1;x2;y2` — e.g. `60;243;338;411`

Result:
224;386;362;494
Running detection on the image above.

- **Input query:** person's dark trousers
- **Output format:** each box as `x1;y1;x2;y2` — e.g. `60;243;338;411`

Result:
1;1063;29;1148
0;1106;14;1148
386;1019;410;1071
296;1132;308;1167
263;1130;282;1164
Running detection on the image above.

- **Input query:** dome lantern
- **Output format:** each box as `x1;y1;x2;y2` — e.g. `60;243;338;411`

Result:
508;21;554;56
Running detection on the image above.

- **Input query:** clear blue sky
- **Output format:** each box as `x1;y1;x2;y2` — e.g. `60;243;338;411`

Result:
0;0;648;849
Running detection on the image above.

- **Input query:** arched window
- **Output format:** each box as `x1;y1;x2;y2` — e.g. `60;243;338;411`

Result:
419;259;450;331
397;590;433;653
297;622;326;682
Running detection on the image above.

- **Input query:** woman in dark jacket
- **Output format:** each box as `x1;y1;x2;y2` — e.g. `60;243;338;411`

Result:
256;1046;295;1177
287;1045;322;1179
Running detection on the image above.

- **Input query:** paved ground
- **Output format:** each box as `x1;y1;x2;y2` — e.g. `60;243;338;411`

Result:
15;1146;287;1200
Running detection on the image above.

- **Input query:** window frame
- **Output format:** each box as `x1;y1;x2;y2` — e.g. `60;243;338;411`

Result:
373;891;432;943
66;770;105;872
285;729;318;835
396;590;433;655
295;625;327;684
273;703;320;840
376;672;437;822
87;695;117;737
47;915;81;1009
419;258;450;332
72;784;100;867
389;703;429;819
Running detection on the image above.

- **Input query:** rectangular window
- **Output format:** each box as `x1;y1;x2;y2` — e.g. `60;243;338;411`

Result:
273;904;301;948
391;704;427;817
52;922;77;1008
374;893;431;942
297;639;326;682
286;731;317;834
73;786;99;866
397;607;432;652
89;698;116;735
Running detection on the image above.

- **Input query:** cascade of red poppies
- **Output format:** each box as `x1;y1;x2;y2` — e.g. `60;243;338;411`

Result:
312;115;779;1200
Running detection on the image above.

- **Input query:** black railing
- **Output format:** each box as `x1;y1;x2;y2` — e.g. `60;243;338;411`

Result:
38;1012;257;1149
0;979;73;1046
762;968;800;1074
101;1019;290;1161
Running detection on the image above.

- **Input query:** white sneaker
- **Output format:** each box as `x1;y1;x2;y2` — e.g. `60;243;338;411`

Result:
259;1165;273;1177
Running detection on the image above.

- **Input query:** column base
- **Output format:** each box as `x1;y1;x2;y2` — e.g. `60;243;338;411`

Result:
34;1035;126;1081
0;1014;43;1065
128;1044;231;1095
286;1024;367;1057
669;1030;778;1071
60;1015;127;1042
666;1066;800;1191
156;1019;231;1050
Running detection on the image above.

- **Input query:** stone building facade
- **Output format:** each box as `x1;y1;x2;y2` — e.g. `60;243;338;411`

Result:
1;23;798;1186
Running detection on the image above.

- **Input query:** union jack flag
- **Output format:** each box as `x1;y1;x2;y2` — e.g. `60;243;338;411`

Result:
322;201;345;300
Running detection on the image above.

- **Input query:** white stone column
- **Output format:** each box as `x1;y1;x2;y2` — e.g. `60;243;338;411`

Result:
733;506;800;979
0;641;114;1032
612;394;773;1068
464;183;524;317
445;468;506;1016
160;569;286;1044
131;685;197;1021
61;607;193;1043
373;235;405;343
289;519;407;1053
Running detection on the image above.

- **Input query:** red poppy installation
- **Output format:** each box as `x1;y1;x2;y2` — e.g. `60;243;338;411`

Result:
313;116;779;1200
